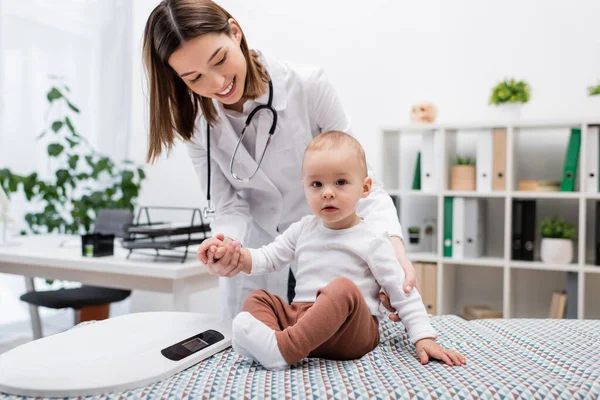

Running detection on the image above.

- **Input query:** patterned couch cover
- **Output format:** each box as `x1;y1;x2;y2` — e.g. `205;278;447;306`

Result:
1;315;599;399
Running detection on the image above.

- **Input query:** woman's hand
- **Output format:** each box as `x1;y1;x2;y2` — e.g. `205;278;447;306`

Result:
415;338;466;366
197;233;244;277
380;236;419;322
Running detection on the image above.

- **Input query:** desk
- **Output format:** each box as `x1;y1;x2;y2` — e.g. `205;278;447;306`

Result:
0;235;218;336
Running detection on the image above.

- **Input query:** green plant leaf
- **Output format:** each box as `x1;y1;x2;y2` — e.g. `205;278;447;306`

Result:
47;88;62;102
51;121;63;132
67;101;80;113
47;143;64;157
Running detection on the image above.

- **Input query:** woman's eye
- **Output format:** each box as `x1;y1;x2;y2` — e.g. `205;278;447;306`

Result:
215;54;227;66
311;181;322;188
191;74;202;84
336;179;347;186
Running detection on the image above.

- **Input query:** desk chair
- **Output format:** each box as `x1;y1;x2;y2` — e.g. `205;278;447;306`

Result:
19;209;134;339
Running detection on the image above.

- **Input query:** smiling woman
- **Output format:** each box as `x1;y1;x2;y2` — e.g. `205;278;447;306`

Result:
142;0;418;321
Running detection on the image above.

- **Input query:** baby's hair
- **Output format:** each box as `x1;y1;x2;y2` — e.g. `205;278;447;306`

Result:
304;130;367;177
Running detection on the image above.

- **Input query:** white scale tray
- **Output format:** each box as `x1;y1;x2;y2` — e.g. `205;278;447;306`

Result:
0;312;232;397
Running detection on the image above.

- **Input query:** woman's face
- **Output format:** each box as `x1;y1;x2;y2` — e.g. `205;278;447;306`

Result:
168;19;247;106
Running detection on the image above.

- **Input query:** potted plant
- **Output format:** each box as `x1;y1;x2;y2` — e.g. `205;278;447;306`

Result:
540;217;576;264
489;78;531;120
586;80;600;119
450;156;476;191
408;226;420;244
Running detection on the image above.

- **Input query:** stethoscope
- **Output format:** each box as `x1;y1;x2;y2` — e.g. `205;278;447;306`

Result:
203;77;278;220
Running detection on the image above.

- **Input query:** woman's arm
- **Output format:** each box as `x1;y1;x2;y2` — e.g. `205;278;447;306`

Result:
187;128;251;277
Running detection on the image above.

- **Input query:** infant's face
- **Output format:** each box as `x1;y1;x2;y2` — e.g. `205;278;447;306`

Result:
302;148;370;229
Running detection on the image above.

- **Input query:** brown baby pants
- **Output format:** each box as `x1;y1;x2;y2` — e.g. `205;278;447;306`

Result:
240;277;380;365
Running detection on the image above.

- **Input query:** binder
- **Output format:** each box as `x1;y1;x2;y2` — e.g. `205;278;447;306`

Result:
464;199;485;258
548;291;566;319
512;199;536;261
420;131;440;192
412;152;421;190
596;201;600;266
413;262;437;315
565;272;578;319
452;197;465;259
422;263;437;315
521;200;536;261
443;197;453;257
586;126;599;193
476;130;493;192
492;128;507;191
560;128;581;192
511;200;523;260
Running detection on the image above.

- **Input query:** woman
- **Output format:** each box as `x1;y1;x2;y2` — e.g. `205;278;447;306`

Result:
142;0;417;320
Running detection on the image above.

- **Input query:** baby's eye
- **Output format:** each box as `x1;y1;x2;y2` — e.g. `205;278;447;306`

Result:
311;181;322;188
336;179;347;186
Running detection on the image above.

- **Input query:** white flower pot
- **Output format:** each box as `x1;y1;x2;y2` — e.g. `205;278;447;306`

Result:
493;103;522;122
585;95;600;121
540;238;573;264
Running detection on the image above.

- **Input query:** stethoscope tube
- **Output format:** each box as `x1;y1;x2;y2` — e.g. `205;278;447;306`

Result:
203;77;277;221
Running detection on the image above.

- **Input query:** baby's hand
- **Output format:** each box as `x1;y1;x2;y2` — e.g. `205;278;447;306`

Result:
415;338;466;366
197;233;228;264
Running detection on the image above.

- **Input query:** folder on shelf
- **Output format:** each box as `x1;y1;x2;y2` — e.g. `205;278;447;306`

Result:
414;262;437;315
412;152;421;190
464;199;485;258
596;201;600;266
443;197;453;257
476;130;493;192
420;131;441;193
521;200;536;261
492;128;507;191
452;197;465;259
560;128;581;192
511;199;523;260
565;272;578;319
549;291;567;319
512;199;536;261
586;126;600;193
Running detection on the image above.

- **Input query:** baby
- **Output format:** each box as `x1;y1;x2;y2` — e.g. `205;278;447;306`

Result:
200;130;465;370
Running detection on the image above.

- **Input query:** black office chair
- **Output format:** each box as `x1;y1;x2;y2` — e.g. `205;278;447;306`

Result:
20;209;134;339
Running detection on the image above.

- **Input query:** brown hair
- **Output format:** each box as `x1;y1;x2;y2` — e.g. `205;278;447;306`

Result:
142;0;268;163
304;130;368;177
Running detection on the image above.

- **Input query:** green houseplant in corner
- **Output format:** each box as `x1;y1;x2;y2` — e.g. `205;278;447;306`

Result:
0;81;146;237
540;217;576;264
489;78;531;121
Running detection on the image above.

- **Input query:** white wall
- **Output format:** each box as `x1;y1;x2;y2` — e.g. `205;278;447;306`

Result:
128;0;600;314
132;0;600;204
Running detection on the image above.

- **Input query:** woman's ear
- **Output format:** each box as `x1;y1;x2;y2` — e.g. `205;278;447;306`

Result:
362;177;372;198
228;18;243;45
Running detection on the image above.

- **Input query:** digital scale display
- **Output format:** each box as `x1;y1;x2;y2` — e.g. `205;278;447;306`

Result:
182;337;209;353
161;329;224;361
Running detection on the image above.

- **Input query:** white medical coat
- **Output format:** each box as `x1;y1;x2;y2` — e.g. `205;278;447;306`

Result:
186;52;403;319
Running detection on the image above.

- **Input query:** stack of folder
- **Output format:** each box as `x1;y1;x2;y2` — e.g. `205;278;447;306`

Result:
443;198;485;259
475;128;507;192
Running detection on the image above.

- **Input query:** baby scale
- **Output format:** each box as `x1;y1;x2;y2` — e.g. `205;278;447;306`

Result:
0;312;232;397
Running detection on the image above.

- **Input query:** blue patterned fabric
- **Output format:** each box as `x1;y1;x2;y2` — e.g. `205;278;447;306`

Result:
2;315;599;399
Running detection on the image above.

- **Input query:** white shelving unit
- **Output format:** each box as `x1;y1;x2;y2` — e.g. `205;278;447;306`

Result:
383;119;600;320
